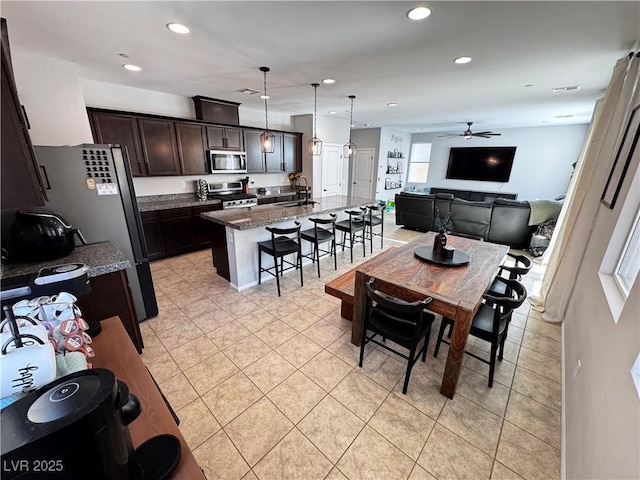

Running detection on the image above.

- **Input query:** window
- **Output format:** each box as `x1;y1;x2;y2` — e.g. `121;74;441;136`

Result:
408;143;432;183
614;208;640;296
599;165;640;323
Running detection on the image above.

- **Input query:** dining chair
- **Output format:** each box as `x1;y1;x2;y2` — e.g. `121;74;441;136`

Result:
360;278;435;394
335;209;366;263
433;277;527;387
300;214;337;278
364;203;384;253
487;252;532;296
257;222;303;296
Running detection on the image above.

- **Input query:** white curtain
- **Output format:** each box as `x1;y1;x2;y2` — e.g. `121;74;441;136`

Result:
529;53;640;322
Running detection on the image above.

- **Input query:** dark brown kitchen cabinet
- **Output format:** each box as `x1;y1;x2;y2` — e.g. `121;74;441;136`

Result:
89;111;146;177
206;126;244;151
1;18;46;210
141;205;222;260
283;133;302;173
244;129;266;173
193;204;222;248
176;122;207;175
160;208;196;256
265;133;284;173
140;211;164;261
138;118;181;176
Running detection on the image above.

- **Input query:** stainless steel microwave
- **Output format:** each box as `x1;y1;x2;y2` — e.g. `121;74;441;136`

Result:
206;150;247;174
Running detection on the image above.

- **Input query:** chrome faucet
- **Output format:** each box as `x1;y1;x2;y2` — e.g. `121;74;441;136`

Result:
297;175;309;205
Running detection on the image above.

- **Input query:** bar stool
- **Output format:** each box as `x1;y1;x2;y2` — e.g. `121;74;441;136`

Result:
258;222;303;296
300;214;337;278
335;209;366;263
364;203;384;253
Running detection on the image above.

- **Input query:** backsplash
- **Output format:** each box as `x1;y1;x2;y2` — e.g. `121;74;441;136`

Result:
132;172;291;196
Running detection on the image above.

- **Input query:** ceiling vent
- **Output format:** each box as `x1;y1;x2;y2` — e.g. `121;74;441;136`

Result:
237;87;262;95
555;114;574;119
552;85;581;94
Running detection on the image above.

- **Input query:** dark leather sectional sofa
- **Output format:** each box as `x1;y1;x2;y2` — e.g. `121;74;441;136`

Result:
395;192;536;248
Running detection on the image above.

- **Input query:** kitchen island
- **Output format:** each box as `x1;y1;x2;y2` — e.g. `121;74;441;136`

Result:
201;195;376;290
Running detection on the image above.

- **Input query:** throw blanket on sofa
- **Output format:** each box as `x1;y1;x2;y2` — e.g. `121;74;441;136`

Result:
526;200;563;226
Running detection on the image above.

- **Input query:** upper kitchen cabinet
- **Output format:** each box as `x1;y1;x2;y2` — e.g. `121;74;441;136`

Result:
89;111;146;177
1;18;46;210
176;122;207;175
206;126;244;151
192;96;240;125
283;133;302;173
265;133;284;173
244;129;266;173
137;118;181;176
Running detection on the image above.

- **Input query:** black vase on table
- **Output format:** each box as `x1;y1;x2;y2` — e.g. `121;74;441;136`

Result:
433;231;447;255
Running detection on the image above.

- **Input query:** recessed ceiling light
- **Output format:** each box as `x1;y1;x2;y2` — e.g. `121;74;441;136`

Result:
363;123;370;127
118;53;130;58
454;56;472;64
260;95;270;99
388;103;398;107
123;64;141;71
329;111;337;115
407;6;432;20
322;78;335;84
167;23;190;34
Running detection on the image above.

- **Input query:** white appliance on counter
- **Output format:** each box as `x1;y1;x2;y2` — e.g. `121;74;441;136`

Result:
34;144;158;321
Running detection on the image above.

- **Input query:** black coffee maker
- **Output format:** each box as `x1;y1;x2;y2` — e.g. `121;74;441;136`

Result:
1;369;140;479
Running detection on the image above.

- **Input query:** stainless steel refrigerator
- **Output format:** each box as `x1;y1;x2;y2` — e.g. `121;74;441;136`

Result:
33;144;158;321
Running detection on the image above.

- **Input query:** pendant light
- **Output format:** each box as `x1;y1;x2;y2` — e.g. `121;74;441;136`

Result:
308;83;323;156
343;95;357;159
259;66;275;153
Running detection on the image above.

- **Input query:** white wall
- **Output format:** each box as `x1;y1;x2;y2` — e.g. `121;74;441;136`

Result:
294;114;351;198
351;127;412;202
410;124;588;201
81;78;293;130
12;52;93;145
562;80;640;478
377;128;411;202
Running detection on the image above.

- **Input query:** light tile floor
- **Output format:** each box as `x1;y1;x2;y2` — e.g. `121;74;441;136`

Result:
142;214;561;480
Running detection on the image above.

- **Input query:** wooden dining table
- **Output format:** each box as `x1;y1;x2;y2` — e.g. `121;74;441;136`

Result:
351;232;508;399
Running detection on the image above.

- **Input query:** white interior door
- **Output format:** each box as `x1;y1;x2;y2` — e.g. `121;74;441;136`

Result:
321;144;342;197
350;148;376;199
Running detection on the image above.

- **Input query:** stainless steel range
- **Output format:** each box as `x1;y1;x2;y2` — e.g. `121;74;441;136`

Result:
207;182;258;209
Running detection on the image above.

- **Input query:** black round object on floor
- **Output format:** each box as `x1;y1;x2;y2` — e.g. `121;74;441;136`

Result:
131;434;181;480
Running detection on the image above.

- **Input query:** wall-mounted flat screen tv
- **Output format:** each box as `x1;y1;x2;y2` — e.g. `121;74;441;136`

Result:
446;147;516;182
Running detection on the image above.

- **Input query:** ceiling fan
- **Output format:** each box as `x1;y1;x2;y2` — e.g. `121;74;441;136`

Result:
439;122;501;139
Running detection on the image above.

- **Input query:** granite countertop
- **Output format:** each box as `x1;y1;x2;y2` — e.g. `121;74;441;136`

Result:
200;195;375;230
137;194;221;212
1;242;131;280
